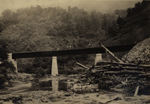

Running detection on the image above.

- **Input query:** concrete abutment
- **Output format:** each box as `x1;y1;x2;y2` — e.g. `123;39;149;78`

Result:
7;53;18;73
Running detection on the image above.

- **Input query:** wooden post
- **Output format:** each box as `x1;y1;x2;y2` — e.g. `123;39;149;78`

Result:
134;86;139;96
51;56;58;76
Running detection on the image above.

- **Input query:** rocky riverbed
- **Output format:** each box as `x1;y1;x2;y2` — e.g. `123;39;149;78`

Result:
1;89;150;104
0;73;150;104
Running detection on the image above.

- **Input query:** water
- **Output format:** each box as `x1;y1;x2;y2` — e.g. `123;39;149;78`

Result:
30;78;99;94
30;78;67;91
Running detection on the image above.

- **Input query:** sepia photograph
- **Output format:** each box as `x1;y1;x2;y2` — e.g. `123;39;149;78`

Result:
0;0;150;104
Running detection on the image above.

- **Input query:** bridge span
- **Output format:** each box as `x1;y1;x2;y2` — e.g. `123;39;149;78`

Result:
8;44;135;75
12;44;135;59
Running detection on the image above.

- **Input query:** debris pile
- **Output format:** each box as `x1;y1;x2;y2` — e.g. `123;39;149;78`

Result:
76;41;150;96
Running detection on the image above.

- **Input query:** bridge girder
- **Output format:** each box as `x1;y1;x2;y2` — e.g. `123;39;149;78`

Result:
12;44;135;59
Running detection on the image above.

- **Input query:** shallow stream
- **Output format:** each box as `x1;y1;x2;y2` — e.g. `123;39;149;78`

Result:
30;78;99;94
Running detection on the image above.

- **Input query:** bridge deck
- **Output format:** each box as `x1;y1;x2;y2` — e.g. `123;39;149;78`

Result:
12;44;135;59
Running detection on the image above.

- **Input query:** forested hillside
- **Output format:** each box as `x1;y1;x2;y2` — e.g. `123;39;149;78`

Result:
0;6;122;53
105;0;150;46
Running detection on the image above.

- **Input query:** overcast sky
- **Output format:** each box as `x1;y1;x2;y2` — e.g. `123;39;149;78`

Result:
0;0;142;15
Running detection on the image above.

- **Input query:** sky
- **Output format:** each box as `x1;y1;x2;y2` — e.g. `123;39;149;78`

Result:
0;0;142;15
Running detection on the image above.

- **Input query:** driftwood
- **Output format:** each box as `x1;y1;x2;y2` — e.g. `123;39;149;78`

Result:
76;62;89;69
97;61;150;68
138;73;150;78
100;43;124;63
94;65;111;68
106;66;144;71
88;65;94;71
104;70;145;74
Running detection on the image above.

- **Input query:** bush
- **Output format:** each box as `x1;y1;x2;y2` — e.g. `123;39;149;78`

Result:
0;46;16;89
0;61;16;88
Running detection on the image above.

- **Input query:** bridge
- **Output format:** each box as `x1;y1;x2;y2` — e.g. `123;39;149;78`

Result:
12;44;134;58
8;44;135;75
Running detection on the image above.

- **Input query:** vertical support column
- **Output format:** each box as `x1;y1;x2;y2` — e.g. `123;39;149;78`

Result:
52;77;58;91
94;53;102;65
51;56;58;76
7;53;18;73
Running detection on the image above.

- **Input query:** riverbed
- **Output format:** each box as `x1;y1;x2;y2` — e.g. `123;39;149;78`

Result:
0;74;150;104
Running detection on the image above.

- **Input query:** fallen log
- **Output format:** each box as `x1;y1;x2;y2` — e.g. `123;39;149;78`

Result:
106;66;143;71
100;43;124;63
104;70;145;75
91;69;107;73
94;65;111;68
138;73;150;78
94;65;144;72
97;61;150;68
76;62;89;69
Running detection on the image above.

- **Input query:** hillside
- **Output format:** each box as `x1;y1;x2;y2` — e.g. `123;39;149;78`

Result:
104;0;150;46
0;6;115;53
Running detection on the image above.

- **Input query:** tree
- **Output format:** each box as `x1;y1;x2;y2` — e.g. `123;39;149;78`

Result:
2;9;18;25
0;48;16;88
0;41;8;61
114;9;127;18
0;41;16;88
127;8;132;17
108;21;119;36
116;16;127;29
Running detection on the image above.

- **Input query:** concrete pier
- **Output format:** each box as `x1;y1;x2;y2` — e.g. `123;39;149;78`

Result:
51;56;58;76
7;53;18;73
94;53;102;65
52;77;59;91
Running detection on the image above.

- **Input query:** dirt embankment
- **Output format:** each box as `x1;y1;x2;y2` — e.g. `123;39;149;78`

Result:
122;38;150;64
